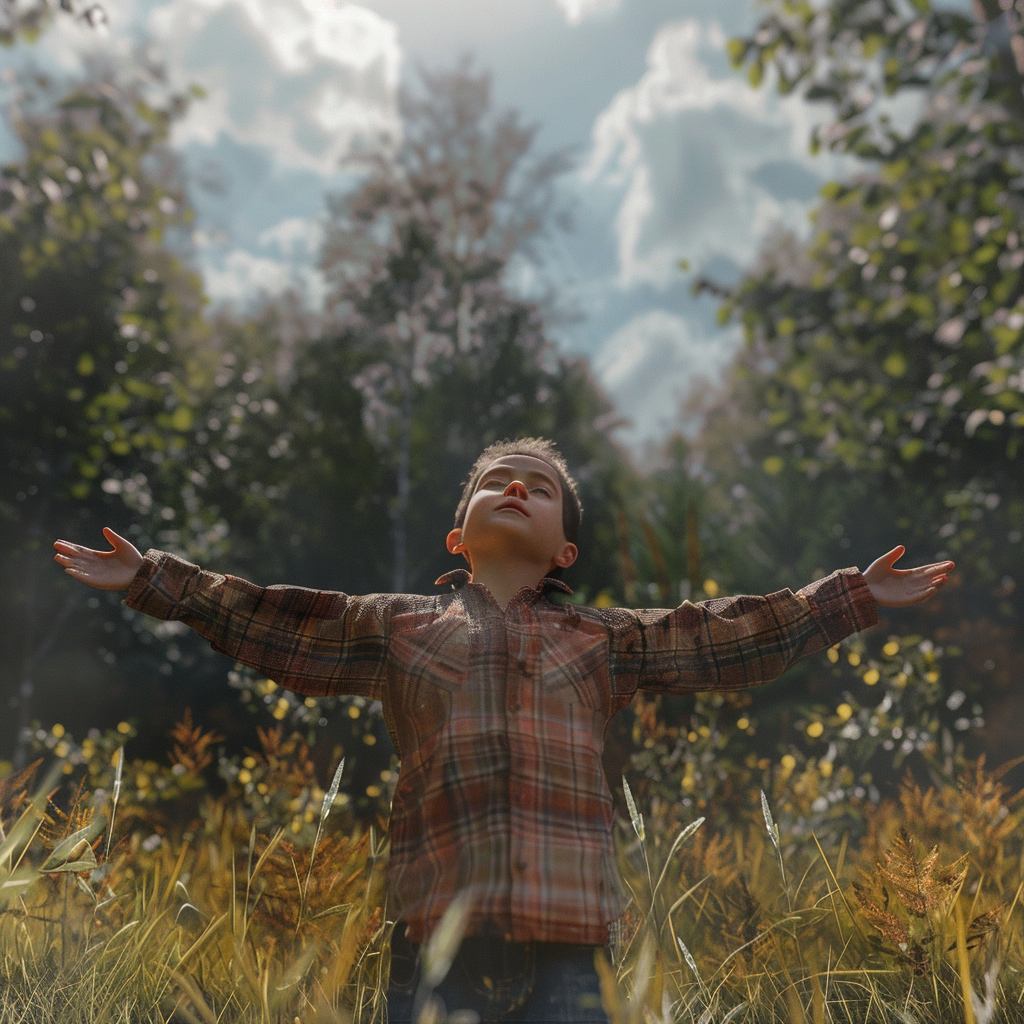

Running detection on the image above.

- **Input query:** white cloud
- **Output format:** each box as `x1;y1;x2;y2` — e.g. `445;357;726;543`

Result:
594;310;739;444
150;0;401;173
554;0;619;27
583;19;836;289
258;215;323;257
202;246;327;306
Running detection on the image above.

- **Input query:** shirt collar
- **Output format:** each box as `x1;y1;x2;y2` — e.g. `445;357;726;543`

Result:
434;568;573;596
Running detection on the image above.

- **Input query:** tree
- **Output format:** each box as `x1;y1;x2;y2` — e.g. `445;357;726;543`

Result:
0;72;208;763
319;64;576;592
677;0;1024;768
712;0;1024;585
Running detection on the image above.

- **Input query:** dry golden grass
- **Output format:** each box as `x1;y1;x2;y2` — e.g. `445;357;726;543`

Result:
1;719;1022;1023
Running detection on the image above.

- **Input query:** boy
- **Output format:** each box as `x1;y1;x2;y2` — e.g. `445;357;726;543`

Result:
54;437;952;1023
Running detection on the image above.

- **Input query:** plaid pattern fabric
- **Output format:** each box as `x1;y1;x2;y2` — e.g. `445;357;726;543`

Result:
125;553;877;944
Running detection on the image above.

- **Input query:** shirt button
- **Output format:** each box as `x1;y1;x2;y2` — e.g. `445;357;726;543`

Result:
516;859;528;871
517;659;528;674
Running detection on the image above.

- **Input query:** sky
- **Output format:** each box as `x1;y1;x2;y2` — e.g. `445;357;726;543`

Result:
0;0;855;450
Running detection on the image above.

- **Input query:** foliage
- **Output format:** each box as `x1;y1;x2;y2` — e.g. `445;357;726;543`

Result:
708;0;1024;587
0;69;220;765
654;0;1024;782
1;0;106;47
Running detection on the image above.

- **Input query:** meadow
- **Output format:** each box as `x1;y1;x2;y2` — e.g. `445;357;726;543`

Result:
1;641;1020;1024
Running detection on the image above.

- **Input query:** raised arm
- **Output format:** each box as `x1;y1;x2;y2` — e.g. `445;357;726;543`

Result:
55;531;389;699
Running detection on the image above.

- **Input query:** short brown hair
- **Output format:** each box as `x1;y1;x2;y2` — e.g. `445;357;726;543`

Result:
454;437;583;544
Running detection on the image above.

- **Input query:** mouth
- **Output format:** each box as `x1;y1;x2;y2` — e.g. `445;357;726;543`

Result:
494;499;530;517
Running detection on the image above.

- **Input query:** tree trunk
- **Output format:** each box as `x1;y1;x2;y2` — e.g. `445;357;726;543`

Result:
391;346;414;594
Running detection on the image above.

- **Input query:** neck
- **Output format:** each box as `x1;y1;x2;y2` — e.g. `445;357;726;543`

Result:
468;558;552;611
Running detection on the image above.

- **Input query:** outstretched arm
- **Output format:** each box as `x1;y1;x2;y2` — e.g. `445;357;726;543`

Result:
54;529;143;590
55;532;390;699
862;546;953;607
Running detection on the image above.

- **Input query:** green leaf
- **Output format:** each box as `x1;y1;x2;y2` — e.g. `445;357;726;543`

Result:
883;352;908;377
974;244;998;264
168;405;193;432
76;352;95;376
762;456;785;476
900;438;925;461
726;38;749;67
863;35;884;59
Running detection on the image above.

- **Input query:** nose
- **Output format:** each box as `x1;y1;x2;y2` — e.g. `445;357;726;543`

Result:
503;480;528;500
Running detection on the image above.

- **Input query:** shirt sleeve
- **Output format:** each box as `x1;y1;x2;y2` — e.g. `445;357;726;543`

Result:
123;550;390;699
605;567;878;700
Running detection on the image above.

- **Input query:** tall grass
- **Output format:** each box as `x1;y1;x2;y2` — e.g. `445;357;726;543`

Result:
1;717;1021;1022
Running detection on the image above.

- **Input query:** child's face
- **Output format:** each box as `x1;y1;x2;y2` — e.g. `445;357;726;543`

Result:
447;455;578;573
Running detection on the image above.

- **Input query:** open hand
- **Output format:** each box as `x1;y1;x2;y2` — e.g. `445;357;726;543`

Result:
53;528;143;591
862;546;954;608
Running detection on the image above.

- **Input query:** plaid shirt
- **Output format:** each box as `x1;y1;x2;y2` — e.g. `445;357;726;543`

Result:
125;553;877;945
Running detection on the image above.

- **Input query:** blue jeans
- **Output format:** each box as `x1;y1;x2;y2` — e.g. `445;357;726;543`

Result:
386;928;611;1023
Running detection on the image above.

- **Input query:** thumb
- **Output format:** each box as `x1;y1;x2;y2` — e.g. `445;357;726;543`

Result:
102;527;128;552
884;545;906;567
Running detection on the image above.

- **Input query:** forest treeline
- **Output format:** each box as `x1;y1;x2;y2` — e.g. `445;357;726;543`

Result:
2;0;1023;818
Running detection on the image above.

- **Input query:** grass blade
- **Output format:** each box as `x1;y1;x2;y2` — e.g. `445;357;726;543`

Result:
622;775;645;841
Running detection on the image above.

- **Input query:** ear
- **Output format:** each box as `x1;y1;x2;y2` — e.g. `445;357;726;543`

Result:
446;529;469;562
552;542;578;569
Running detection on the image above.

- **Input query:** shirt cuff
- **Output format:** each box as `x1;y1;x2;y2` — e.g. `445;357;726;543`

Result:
799;567;879;647
123;549;206;620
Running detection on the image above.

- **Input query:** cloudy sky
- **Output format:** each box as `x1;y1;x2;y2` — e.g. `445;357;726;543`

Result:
0;0;851;449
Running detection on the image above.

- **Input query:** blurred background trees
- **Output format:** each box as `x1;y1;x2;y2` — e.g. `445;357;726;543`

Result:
2;0;1022;820
678;0;1024;768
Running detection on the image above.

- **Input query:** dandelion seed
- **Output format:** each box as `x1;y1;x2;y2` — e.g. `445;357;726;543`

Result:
622;775;645;841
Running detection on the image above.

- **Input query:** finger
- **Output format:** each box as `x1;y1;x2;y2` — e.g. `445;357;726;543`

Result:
885;545;906;567
102;527;129;551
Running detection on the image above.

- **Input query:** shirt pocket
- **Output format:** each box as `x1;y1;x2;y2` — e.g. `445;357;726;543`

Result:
539;628;610;715
388;613;469;763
